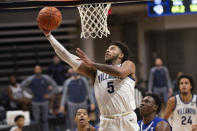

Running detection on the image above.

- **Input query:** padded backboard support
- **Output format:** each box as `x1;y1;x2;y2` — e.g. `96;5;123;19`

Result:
0;0;151;10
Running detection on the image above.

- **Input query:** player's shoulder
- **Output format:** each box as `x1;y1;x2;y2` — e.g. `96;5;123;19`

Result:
168;96;176;103
123;60;135;65
166;96;176;109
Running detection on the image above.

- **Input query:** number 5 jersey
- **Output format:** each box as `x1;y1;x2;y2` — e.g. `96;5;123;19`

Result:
94;68;136;115
170;94;197;131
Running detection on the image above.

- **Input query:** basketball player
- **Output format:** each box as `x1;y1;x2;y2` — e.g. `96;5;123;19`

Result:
40;28;139;131
75;108;98;131
138;93;171;131
163;74;197;131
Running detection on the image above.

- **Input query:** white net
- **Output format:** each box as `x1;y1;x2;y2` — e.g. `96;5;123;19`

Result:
77;3;111;39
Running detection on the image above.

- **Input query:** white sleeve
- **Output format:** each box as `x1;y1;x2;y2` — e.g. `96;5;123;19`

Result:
47;34;82;70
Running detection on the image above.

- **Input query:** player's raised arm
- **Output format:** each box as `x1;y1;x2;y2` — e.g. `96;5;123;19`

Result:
76;48;135;79
41;29;96;83
163;96;175;120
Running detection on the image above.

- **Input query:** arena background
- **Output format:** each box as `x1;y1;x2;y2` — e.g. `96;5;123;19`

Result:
0;0;197;130
1;2;197;90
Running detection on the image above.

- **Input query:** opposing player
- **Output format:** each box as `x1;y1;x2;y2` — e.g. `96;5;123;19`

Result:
163;74;197;131
40;28;139;131
138;93;171;131
75;108;98;131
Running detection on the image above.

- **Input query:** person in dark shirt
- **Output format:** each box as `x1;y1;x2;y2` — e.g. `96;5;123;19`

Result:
21;65;57;131
59;69;95;131
148;58;173;103
48;55;69;86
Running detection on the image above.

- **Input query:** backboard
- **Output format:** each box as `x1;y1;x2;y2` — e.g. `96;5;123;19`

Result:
0;0;151;38
0;0;150;10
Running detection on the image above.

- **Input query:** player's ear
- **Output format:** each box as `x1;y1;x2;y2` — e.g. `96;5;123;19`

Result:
153;105;158;112
119;52;124;60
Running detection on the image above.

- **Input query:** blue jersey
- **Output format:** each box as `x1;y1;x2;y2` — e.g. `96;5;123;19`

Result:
138;117;171;131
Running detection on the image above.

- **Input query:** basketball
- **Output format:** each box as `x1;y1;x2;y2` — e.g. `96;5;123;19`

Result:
37;7;62;31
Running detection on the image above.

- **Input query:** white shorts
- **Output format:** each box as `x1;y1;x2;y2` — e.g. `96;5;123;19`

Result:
99;111;139;131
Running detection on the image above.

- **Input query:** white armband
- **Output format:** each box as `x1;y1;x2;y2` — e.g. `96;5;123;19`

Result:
47;34;81;70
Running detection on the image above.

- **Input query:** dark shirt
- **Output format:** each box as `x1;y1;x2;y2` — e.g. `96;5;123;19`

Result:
153;68;167;87
148;66;172;91
48;62;67;85
21;75;57;102
61;76;94;105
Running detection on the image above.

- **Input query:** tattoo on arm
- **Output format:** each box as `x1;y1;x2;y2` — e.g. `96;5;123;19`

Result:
93;63;121;76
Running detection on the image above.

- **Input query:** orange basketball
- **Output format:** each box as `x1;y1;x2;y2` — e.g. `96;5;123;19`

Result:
37;7;62;31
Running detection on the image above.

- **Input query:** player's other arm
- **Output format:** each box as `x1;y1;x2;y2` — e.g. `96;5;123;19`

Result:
41;30;96;83
192;125;197;131
92;60;135;78
76;48;135;79
162;96;175;120
155;121;171;131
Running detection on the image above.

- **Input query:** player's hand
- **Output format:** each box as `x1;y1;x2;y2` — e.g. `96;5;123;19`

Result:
76;48;95;68
38;25;50;36
192;124;197;131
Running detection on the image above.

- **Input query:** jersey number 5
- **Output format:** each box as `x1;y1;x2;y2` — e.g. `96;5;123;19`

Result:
181;116;192;125
107;81;114;94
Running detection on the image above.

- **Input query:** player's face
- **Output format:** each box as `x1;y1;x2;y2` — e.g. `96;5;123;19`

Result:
140;96;157;117
75;109;89;127
179;78;192;95
105;45;123;64
16;118;25;128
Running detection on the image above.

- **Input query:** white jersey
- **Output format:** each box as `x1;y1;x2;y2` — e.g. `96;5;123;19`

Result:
171;94;197;131
10;126;18;131
9;84;23;99
94;69;136;115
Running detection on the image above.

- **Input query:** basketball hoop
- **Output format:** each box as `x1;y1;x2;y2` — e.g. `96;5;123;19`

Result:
77;3;111;39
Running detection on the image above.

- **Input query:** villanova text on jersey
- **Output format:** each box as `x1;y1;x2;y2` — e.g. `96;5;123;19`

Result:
177;107;196;115
97;72;121;83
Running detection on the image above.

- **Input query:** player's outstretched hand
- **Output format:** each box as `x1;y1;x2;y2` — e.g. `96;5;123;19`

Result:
38;25;51;36
76;48;95;68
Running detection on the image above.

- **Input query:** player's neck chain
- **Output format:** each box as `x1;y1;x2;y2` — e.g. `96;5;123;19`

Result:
141;121;154;131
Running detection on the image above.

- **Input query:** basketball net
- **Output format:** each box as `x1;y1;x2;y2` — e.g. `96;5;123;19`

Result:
77;3;111;39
